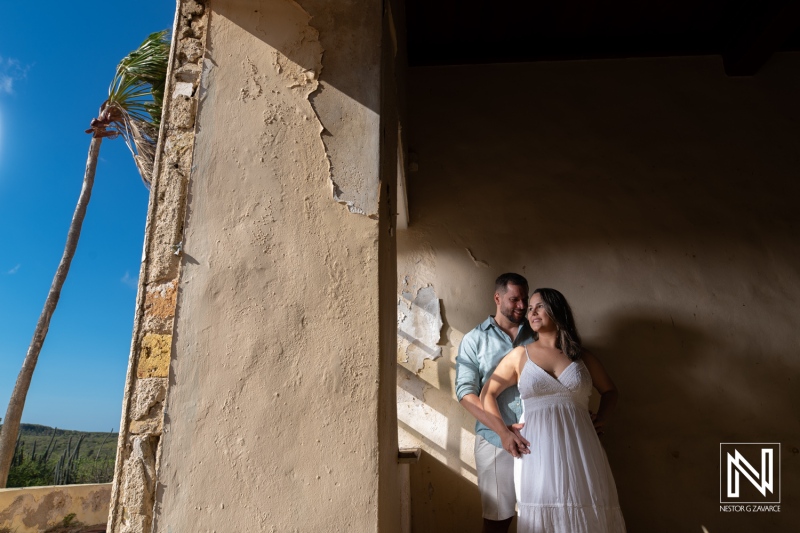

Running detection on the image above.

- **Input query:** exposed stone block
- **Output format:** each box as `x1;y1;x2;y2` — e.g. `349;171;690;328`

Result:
181;0;204;18
129;377;166;435
175;63;202;85
173;81;194;99
137;334;172;378
170;95;197;130
144;281;178;322
190;16;207;39
180;38;203;63
129;417;162;436
146;165;190;283
131;377;168;421
119;436;157;532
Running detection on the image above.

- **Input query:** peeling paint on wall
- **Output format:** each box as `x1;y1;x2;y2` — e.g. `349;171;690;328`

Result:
397;284;443;372
300;0;382;219
465;248;489;268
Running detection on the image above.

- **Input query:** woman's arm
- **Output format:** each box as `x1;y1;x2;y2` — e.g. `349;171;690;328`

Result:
582;350;619;436
480;347;529;457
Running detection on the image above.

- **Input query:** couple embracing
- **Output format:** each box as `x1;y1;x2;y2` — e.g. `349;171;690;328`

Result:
455;273;626;533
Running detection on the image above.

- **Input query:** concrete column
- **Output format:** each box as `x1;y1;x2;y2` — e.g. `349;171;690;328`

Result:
146;1;399;531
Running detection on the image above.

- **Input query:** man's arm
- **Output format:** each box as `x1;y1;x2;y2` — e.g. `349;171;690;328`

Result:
455;334;483;408
455;335;529;453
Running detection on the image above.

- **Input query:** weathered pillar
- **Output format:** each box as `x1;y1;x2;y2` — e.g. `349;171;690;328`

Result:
110;0;401;531
107;1;208;532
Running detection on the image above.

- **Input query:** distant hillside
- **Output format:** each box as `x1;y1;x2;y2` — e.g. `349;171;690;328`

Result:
17;423;117;438
1;423;119;487
12;424;118;461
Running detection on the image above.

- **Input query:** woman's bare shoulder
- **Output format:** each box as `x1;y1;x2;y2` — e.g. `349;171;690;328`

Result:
507;345;528;361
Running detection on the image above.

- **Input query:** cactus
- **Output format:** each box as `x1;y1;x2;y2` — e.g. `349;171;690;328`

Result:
52;434;84;485
40;426;57;465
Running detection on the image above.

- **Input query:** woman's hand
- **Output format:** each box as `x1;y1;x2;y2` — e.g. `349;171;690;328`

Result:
583;351;618;438
501;424;531;457
590;411;606;437
480;347;528;454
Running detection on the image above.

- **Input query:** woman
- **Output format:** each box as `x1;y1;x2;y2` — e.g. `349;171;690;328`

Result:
480;288;626;533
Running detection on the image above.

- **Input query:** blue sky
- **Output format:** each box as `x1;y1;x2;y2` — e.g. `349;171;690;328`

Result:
0;2;176;432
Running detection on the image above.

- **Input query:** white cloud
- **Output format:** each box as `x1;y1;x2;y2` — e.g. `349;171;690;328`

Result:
0;55;30;95
7;264;20;274
120;271;138;289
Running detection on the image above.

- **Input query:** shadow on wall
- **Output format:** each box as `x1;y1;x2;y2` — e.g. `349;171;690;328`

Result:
400;307;799;533
398;295;490;533
591;313;796;532
214;0;379;112
399;55;800;532
399;360;510;533
408;450;485;533
398;364;476;478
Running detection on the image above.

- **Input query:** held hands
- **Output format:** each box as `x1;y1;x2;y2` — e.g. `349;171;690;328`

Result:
502;423;531;458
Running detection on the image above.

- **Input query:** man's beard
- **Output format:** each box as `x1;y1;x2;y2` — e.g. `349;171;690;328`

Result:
501;306;524;325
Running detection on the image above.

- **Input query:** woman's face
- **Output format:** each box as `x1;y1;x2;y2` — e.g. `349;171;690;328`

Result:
527;292;552;331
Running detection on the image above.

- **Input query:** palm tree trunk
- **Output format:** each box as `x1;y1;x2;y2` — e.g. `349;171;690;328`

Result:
0;136;103;487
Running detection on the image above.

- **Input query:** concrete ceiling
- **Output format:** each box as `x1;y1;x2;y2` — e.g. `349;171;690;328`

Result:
406;0;800;75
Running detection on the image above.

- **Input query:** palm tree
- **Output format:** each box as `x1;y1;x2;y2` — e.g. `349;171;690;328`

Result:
0;30;171;487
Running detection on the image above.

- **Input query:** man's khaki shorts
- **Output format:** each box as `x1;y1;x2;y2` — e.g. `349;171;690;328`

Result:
474;434;517;520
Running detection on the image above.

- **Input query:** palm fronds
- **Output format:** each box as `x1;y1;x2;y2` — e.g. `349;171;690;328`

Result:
85;29;171;187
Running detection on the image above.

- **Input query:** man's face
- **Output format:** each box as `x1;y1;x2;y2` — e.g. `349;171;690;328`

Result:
495;283;528;325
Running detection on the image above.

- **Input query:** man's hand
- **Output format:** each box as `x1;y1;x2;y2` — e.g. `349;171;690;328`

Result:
501;423;530;458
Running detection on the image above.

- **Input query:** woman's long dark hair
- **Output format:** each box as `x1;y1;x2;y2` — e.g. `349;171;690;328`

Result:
533;288;583;361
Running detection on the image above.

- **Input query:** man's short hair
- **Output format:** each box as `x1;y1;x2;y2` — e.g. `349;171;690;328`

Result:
495;273;529;295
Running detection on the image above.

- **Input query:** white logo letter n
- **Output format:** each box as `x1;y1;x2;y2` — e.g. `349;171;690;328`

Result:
727;448;773;497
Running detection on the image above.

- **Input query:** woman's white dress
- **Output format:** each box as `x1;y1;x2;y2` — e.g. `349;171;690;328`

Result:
514;353;626;532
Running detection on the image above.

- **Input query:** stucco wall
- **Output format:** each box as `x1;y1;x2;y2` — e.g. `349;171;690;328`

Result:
398;53;800;532
150;1;399;531
0;484;110;532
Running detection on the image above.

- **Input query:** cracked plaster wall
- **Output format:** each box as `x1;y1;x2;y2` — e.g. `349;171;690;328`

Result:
150;1;397;531
398;55;800;532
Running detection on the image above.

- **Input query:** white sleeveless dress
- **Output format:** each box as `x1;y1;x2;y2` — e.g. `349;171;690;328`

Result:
514;352;626;532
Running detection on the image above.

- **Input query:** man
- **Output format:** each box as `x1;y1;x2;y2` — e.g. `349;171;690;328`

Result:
455;273;535;533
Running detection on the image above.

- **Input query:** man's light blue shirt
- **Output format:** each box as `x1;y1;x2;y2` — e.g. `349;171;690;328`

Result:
455;316;535;448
